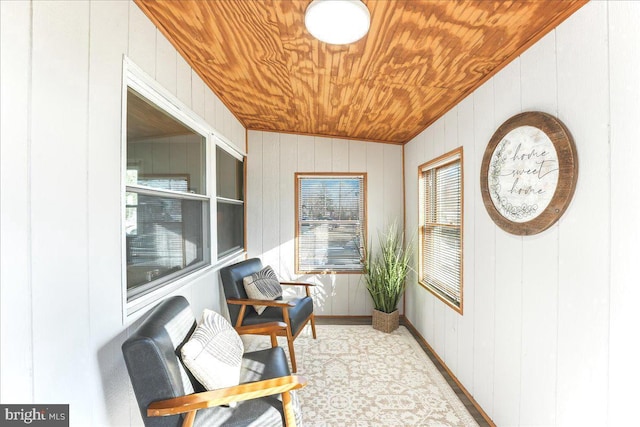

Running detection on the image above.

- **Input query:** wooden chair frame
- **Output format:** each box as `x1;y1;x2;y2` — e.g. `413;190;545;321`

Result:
146;322;307;427
227;281;317;372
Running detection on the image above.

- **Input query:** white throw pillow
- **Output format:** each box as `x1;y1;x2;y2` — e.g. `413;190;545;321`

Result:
181;309;244;391
242;265;283;315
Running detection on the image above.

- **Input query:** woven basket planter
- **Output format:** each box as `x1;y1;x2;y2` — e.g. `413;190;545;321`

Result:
372;309;399;333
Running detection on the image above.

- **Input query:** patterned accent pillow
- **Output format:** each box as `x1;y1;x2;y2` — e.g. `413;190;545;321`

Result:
181;309;244;391
242;265;283;315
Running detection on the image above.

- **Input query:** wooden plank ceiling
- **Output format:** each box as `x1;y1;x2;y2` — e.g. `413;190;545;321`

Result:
136;0;586;145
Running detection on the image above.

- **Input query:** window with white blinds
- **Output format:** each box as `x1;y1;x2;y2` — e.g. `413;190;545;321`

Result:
295;173;366;273
125;87;211;303
419;147;463;312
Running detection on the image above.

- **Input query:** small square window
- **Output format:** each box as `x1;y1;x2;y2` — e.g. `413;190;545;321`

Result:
295;173;367;273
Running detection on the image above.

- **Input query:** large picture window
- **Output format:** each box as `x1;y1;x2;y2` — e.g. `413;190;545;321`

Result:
125;87;211;302
419;147;463;312
295;173;366;273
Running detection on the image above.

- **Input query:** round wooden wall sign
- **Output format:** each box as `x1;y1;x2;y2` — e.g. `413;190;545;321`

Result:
480;111;578;235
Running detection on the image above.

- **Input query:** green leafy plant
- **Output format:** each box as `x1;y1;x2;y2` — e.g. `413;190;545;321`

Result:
362;221;412;314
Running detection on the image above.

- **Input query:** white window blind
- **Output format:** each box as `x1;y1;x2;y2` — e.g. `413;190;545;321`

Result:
296;174;366;273
419;148;463;310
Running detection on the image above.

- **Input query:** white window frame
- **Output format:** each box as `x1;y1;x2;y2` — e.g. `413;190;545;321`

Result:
214;135;246;263
418;147;464;313
122;58;216;317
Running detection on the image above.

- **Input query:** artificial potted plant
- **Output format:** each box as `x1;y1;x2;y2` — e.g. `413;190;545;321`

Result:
362;221;412;333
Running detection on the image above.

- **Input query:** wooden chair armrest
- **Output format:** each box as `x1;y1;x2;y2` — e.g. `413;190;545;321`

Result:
235;322;287;336
147;375;307;417
279;281;316;287
227;298;296;308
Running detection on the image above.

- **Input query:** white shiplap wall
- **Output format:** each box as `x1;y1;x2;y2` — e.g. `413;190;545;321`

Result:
2;0;640;426
404;2;640;426
247;131;403;316
0;1;245;425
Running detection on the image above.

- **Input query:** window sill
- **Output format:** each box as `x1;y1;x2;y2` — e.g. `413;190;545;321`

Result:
124;263;214;323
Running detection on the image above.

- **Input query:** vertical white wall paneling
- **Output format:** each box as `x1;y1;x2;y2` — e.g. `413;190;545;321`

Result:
190;70;205;119
332;138;349;172
0;0;33;403
30;0;91;421
222;105;233;141
155;30;177;96
382;144;403;232
609;2;640;425
366;142;389;316
214;97;225;138
128;1;156;78
297;135;315;172
176;55;192;108
314;136;332;171
261;132;281;269
247;131;264;257
204;89;217;128
348;140;369;315
456;94;475;392
245;133;402;318
330;139;350;314
518;30;560;426
365;143;384;255
442;109;460;372
405;132;425;328
382;144;403;314
472;78;496;416
490;59;523;427
87;0;130;424
234;118;246;153
555;2;610;425
279;134;298;280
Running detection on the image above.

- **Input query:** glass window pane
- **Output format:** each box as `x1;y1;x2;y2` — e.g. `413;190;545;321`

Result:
126;88;206;195
419;148;463;310
217;201;244;258
126;193;210;295
216;146;244;200
296;175;366;273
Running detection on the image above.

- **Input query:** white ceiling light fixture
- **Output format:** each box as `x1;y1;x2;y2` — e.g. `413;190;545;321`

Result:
305;0;371;45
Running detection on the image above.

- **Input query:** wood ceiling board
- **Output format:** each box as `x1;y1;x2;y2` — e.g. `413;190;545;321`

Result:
135;0;587;144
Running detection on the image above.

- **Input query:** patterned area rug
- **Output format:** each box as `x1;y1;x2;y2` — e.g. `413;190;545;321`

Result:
242;325;479;427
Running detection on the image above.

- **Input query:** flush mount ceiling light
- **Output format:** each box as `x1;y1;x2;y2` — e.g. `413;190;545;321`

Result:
305;0;371;45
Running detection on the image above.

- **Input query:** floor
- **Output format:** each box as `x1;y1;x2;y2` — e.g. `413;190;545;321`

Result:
315;316;491;427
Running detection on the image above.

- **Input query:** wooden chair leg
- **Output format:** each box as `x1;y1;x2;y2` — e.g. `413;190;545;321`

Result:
282;390;297;427
282;309;297;372
181;410;196;427
286;333;297;373
309;314;317;339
